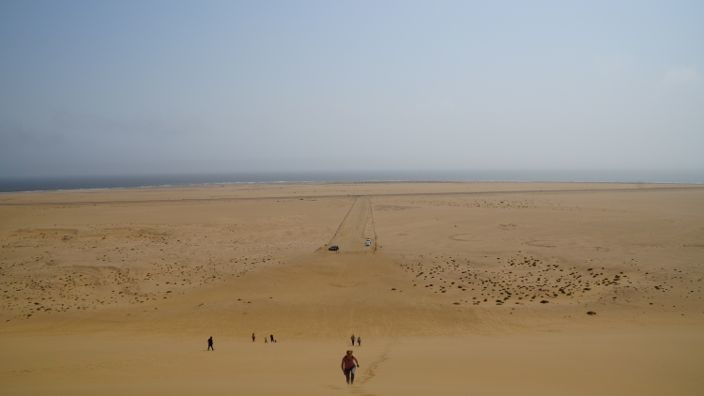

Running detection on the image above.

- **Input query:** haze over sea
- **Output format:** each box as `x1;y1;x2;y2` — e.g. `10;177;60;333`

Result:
0;169;701;193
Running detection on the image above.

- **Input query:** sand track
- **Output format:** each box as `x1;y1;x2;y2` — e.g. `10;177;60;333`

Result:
326;197;375;253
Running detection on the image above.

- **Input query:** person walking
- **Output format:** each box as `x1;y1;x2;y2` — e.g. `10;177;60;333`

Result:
251;332;256;342
356;336;362;347
341;350;360;384
207;336;214;351
350;334;355;346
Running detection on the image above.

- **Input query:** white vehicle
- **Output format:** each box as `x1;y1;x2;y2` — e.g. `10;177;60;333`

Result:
364;239;372;247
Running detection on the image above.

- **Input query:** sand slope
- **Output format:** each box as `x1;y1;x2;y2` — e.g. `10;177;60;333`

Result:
1;182;703;394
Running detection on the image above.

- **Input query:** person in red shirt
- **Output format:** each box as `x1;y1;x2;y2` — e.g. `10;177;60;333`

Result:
341;350;360;384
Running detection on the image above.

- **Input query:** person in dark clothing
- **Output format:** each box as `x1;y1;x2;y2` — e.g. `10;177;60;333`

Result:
270;334;275;343
341;350;360;384
207;336;214;351
356;336;362;347
252;332;256;342
350;334;355;346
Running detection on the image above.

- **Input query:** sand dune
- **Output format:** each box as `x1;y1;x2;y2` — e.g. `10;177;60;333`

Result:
1;182;703;394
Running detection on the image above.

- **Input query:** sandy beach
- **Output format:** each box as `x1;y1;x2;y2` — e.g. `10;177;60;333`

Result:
1;182;703;395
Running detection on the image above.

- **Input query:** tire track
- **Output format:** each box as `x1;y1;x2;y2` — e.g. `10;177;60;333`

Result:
326;197;374;253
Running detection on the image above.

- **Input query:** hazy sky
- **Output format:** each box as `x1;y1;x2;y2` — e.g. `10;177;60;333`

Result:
1;0;702;177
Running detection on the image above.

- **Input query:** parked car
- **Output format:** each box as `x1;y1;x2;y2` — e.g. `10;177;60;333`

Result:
365;239;372;246
328;245;339;251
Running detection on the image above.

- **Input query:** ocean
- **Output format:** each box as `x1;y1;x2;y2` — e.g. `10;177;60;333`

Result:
0;170;701;193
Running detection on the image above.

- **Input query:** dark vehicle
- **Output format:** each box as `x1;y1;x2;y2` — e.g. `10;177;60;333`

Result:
328;245;339;251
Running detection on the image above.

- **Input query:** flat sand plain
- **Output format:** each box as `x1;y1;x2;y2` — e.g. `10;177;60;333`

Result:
1;182;703;395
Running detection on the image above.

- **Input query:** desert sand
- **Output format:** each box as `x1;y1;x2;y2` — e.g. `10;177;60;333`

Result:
1;182;703;395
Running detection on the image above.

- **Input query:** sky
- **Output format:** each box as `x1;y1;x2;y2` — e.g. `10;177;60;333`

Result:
1;0;703;178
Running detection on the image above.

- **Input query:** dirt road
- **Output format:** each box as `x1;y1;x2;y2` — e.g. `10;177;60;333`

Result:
325;197;376;253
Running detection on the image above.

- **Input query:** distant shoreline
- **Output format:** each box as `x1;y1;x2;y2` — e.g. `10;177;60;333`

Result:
3;180;703;195
0;170;702;193
2;182;703;208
